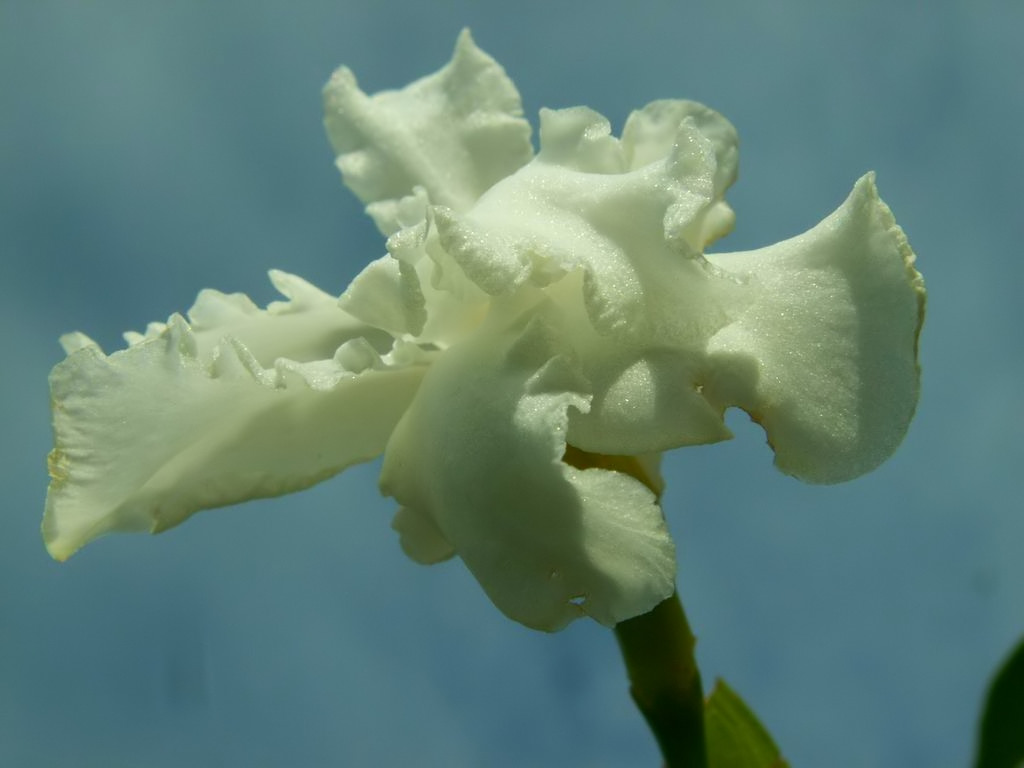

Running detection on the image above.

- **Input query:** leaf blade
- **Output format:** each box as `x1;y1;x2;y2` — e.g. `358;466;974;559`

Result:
705;678;788;768
975;636;1024;768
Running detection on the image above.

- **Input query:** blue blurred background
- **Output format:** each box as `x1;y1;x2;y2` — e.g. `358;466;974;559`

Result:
2;1;1022;765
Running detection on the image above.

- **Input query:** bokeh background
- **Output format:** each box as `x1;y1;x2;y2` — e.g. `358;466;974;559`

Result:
2;1;1021;766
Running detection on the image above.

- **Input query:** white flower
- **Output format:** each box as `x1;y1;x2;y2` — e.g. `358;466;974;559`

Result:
44;30;925;631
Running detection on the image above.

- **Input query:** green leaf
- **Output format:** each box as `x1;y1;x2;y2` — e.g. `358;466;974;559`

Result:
705;679;788;768
975;635;1024;768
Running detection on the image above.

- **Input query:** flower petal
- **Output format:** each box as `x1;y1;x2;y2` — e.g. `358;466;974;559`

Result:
390;505;455;565
623;100;738;183
622;100;739;247
425;106;749;454
703;173;925;483
432;108;729;338
125;269;391;366
335;186;486;344
323;29;533;234
339;218;491;347
44;297;428;561
541;271;735;455
379;312;676;631
338;255;426;339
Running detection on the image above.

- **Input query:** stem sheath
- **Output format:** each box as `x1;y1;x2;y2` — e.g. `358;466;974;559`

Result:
614;592;707;768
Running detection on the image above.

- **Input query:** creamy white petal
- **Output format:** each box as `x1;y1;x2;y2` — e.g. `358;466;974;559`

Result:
59;331;99;355
379;313;676;631
623;100;738;183
567;342;735;454
622;100;739;247
432;107;733;340
390;505;455;565
704;173;925;483
339;217;490;347
118;270;388;367
323;29;533;234
338;255;426;339
386;195;494;345
425;108;746;454
44;315;427;561
536;271;734;454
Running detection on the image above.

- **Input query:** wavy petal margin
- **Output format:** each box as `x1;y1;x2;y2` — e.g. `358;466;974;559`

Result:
44;283;428;560
380;312;676;630
621;99;739;247
704;173;925;483
323;29;533;234
432;107;729;339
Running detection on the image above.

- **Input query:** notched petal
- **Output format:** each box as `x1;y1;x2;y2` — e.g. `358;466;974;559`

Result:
704;173;925;483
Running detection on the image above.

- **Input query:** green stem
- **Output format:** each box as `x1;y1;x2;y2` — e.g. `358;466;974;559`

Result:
615;591;707;768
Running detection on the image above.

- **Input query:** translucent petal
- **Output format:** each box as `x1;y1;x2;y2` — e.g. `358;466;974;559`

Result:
704;173;925;483
323;29;533;234
379;313;676;631
44;312;427;561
